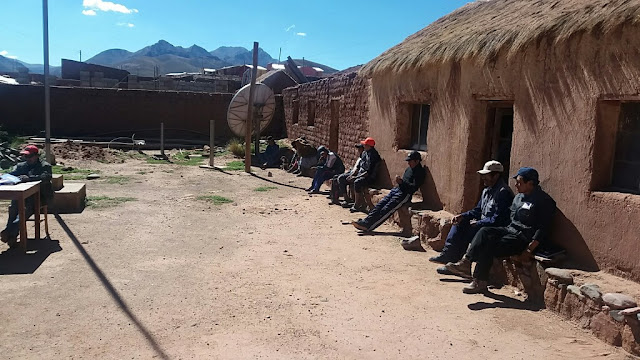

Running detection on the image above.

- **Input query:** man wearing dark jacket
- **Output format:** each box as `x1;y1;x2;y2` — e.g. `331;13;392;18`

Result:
444;167;557;294
352;151;425;232
1;145;53;247
431;161;514;269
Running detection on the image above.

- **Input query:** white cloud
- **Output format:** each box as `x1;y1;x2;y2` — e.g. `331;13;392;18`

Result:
117;22;135;28
285;24;295;32
82;9;97;16
0;50;18;59
83;0;138;14
296;32;307;37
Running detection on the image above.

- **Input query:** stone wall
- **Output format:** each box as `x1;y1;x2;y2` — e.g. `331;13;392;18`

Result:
0;84;285;143
283;73;370;168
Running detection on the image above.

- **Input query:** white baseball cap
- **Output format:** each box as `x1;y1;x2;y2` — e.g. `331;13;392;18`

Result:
477;160;504;174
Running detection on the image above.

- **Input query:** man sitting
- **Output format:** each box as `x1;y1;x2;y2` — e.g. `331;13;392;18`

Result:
444;167;557;294
307;146;345;194
259;136;280;169
329;143;364;205
430;161;514;272
352;151;425;232
1;145;53;248
343;137;381;213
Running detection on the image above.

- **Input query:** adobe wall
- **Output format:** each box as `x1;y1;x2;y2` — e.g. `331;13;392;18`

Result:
283;73;370;168
367;26;640;281
0;85;285;142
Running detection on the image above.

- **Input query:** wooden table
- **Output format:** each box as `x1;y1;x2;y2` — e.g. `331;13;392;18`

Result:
0;181;41;251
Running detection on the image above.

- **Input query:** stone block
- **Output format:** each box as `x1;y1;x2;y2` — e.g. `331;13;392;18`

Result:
590;311;623;346
545;268;574;285
50;183;86;214
603;293;638;310
51;174;64;191
417;210;453;251
580;284;603;303
622;321;640;356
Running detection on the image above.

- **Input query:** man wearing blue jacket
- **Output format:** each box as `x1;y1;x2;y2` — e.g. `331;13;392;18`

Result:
431;161;513;272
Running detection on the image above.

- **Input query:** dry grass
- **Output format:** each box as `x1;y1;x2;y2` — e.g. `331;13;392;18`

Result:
360;0;640;77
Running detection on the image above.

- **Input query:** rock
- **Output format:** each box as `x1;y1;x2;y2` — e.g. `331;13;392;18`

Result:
267;172;273;177
602;293;638;310
620;307;640;316
610;310;625;322
400;235;423;251
567;285;585;300
548;278;559;287
602;305;611;312
86;173;101;180
580;284;603;302
544;268;574;284
62;166;74;172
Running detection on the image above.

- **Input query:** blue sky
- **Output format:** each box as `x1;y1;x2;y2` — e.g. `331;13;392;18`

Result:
0;0;471;70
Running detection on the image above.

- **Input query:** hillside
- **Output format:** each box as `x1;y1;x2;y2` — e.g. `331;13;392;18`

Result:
0;55;27;73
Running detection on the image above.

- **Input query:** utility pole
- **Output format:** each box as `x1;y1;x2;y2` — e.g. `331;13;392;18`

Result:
43;0;52;163
79;50;82;62
244;42;259;173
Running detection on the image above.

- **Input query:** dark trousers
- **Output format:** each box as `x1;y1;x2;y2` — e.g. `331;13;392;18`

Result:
466;227;529;281
311;169;336;191
4;198;35;238
441;222;480;262
359;187;412;231
330;173;351;202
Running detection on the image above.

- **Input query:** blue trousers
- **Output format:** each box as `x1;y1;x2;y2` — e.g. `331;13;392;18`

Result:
311;169;336;191
4;198;35;238
359;187;412;231
440;222;480;262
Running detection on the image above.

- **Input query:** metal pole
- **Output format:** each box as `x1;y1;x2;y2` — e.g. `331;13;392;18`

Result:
245;42;259;173
160;122;165;157
209;120;214;167
43;0;52;163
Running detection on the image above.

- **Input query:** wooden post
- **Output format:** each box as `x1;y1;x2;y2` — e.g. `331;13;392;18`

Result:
254;107;260;157
209;119;214;167
245;42;259;173
160;122;165;157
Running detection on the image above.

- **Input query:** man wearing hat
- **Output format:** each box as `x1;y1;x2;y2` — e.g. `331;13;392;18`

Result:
444;167;557;294
343;137;381;212
328;143;365;205
307;146;345;194
1;145;53;247
352;150;425;232
431;161;514;269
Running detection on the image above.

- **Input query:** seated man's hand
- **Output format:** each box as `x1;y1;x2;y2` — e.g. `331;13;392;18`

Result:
395;175;402;185
452;214;463;225
19;175;29;182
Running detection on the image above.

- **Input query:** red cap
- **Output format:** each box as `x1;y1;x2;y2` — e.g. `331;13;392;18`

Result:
360;137;375;147
20;145;39;156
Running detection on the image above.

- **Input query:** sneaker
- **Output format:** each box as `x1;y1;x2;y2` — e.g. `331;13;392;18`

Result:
444;257;472;279
0;230;8;243
308;190;320;195
429;253;454;264
328;200;340;205
463;279;488;294
351;221;368;232
349;206;366;213
340;201;353;208
436;266;455;276
305;186;313;191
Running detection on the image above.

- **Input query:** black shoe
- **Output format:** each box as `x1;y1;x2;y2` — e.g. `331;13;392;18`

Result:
340;201;353;208
429;254;454;264
436;266;455;276
350;206;366;213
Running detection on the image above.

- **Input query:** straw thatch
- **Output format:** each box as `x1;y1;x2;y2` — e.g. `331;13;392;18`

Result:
360;0;640;77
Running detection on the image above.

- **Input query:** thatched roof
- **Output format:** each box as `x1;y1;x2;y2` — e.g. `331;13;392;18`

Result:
360;0;640;77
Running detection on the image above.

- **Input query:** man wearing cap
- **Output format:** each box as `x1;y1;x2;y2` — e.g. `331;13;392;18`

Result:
307;146;345;194
329;143;365;205
1;145;53;248
343;137;381;212
444;167;557;294
431;161;514;269
352;150;425;232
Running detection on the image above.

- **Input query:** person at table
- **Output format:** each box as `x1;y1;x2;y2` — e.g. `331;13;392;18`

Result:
0;145;53;248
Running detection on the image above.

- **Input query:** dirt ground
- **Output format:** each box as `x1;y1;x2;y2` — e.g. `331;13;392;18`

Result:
0;154;637;359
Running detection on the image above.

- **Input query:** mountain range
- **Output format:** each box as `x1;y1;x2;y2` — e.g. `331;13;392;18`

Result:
0;40;339;79
85;40;337;77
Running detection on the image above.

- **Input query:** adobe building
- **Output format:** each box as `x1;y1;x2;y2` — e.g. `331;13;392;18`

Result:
284;0;640;282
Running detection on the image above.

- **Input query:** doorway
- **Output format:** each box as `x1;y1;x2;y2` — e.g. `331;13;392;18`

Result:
329;99;340;152
485;104;514;181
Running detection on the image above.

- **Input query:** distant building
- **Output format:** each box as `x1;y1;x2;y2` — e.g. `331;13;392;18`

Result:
61;59;130;88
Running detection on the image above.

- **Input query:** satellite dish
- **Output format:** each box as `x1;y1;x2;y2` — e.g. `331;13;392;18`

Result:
227;83;276;137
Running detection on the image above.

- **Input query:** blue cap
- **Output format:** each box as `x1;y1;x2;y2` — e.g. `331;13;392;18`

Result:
512;167;539;183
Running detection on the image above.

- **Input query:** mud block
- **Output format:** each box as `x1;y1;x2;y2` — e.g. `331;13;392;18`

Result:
50;183;86;214
51;174;64;191
590;311;623;347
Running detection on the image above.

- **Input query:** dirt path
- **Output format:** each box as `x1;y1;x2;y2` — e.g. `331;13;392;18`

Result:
0;159;634;359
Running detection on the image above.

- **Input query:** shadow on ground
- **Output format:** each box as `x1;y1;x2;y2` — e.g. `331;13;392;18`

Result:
55;214;171;360
0;238;62;275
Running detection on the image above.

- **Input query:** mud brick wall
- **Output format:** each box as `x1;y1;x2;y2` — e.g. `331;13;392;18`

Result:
0;84;285;142
283;73;370;168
